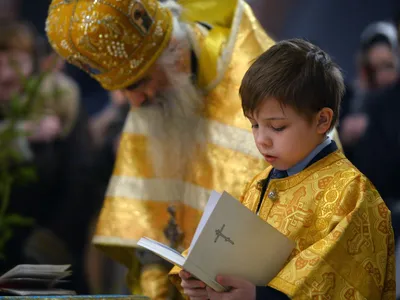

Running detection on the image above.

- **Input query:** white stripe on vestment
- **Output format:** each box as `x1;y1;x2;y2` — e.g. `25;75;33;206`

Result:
106;175;212;211
92;236;139;248
123;109;262;159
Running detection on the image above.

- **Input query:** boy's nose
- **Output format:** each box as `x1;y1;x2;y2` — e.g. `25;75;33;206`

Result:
256;133;272;148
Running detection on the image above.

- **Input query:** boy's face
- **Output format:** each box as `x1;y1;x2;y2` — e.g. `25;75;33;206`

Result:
247;97;331;171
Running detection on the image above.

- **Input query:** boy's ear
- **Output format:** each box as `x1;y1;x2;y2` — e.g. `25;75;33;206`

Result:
316;108;333;134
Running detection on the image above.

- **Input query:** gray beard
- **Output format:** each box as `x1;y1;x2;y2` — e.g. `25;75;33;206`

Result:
141;73;206;182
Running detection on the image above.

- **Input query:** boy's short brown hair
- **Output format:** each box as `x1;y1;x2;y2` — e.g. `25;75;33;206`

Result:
240;39;344;131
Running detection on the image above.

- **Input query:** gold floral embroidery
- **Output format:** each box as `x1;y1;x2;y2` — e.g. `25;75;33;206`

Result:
46;0;172;90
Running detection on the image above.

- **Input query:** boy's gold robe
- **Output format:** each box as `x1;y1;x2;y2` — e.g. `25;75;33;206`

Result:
170;151;396;299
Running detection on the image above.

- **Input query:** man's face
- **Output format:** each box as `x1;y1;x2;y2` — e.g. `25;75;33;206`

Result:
122;64;170;107
127;62;205;179
0;50;33;102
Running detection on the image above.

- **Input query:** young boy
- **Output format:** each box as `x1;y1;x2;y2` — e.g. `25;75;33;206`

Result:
169;39;396;299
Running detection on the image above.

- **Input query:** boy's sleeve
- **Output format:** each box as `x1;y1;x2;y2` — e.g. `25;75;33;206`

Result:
256;286;289;299
269;176;396;299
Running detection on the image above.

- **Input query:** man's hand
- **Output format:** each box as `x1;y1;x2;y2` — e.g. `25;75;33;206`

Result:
179;270;208;300
207;275;256;300
340;114;368;146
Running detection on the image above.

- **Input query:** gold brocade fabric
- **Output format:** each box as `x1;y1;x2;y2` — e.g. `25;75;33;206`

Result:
251;151;395;299
46;0;173;90
170;151;396;299
244;152;395;299
139;264;174;300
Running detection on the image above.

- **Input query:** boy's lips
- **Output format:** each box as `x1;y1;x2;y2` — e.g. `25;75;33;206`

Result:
263;154;277;163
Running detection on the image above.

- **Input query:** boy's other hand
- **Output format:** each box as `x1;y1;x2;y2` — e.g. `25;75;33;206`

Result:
207;275;256;300
179;270;208;300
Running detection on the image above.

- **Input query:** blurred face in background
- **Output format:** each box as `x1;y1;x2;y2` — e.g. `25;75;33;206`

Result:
0;22;36;103
367;43;398;87
360;42;399;90
0;49;34;103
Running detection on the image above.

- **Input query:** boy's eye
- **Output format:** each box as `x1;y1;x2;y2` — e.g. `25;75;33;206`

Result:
272;126;286;132
251;124;259;129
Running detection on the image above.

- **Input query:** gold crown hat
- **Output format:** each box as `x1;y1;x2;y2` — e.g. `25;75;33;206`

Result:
46;0;173;90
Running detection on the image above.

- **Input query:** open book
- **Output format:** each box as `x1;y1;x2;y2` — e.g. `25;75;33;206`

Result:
0;264;76;296
138;191;296;292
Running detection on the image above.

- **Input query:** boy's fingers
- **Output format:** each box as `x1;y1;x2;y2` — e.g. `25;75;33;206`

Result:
179;270;191;280
183;287;208;298
216;275;246;288
181;279;206;289
206;286;219;298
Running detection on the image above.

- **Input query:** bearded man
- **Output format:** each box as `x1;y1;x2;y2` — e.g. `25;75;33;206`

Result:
46;0;342;299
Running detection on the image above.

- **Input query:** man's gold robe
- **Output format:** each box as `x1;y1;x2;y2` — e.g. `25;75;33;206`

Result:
93;0;271;292
92;0;343;295
170;151;396;299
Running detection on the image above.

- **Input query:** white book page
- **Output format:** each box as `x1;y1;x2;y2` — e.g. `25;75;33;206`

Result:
189;191;296;286
138;237;186;267
189;190;221;254
142;238;184;257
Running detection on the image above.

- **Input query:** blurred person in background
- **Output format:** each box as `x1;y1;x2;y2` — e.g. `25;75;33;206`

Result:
0;20;96;294
347;15;400;299
0;0;20;21
340;21;399;157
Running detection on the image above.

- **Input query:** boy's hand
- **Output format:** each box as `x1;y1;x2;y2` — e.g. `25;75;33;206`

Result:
207;275;256;300
179;270;208;300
